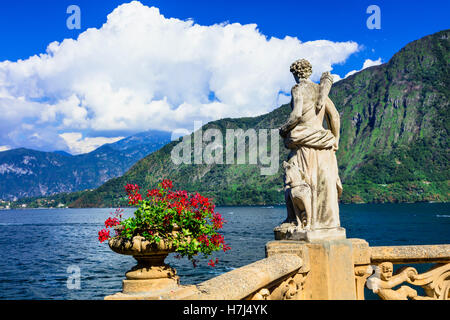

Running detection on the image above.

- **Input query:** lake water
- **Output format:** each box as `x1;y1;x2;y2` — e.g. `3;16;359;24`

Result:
0;203;448;300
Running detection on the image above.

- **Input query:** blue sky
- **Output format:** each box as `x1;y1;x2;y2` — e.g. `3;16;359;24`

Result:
1;0;448;72
0;0;448;153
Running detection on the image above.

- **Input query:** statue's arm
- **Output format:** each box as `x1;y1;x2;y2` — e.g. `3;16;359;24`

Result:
324;97;340;150
317;72;333;111
377;272;410;289
280;86;303;137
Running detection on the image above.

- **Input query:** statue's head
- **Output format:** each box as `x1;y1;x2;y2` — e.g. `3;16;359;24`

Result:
379;262;394;281
290;59;312;82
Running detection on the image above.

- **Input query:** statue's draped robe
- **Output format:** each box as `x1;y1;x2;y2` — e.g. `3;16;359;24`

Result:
284;93;342;230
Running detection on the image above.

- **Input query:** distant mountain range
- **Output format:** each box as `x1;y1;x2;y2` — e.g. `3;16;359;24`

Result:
0;130;171;200
8;29;450;208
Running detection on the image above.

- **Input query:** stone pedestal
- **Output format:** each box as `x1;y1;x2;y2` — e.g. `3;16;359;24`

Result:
266;239;365;300
274;223;346;242
304;239;356;299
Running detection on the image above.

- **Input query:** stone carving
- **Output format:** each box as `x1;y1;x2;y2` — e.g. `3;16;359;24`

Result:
250;288;270;300
408;263;450;300
366;262;450;300
275;59;345;241
366;262;418;300
278;273;307;300
249;272;308;300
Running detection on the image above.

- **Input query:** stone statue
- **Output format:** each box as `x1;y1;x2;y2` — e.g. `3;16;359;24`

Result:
274;59;345;241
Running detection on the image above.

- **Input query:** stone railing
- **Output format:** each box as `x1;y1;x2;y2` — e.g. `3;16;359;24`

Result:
105;238;450;300
164;253;305;300
106;253;305;300
354;244;450;300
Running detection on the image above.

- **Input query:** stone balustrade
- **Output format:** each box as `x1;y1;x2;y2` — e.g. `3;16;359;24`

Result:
106;253;303;300
105;239;450;300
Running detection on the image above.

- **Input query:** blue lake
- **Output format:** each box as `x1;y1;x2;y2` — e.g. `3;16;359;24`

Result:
0;203;449;299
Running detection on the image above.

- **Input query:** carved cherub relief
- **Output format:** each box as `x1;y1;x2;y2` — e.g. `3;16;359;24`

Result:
366;262;418;300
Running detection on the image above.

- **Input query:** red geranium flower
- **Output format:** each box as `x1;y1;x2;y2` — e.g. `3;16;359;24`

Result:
105;217;120;228
160;179;173;190
98;229;110;243
208;258;219;267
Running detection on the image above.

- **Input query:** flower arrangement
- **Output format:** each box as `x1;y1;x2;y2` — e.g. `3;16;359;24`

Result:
98;179;230;267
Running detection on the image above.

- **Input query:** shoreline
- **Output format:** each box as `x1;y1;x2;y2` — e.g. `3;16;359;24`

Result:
1;201;448;211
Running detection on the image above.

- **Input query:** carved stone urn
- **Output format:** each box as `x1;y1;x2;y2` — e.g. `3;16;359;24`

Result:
108;229;180;294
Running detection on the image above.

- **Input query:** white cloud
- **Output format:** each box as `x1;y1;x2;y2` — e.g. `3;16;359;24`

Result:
362;58;383;69
344;58;383;78
0;145;11;152
0;1;360;152
59;132;124;154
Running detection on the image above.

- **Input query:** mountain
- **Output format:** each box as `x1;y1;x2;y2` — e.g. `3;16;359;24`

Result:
14;30;450;207
0;130;171;200
334;29;449;202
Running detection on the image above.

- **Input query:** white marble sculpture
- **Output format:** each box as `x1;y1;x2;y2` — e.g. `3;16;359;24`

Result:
274;59;345;241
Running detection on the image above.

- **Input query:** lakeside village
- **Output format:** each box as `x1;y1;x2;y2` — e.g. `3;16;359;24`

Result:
0;199;68;210
1;188;98;209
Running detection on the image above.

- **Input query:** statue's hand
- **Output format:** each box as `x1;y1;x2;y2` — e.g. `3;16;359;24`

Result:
320;71;333;84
